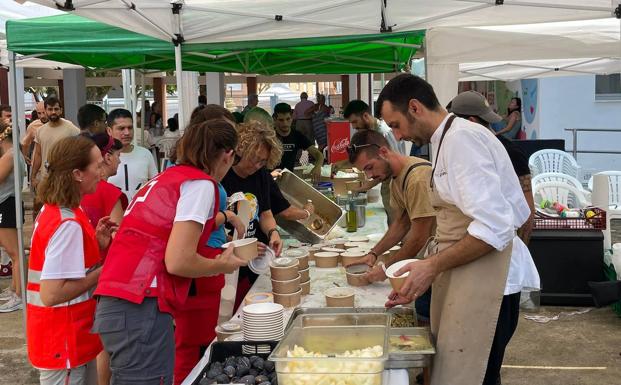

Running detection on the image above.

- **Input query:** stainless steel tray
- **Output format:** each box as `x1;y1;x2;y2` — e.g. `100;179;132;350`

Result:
386;327;436;369
275;170;344;243
285;306;414;331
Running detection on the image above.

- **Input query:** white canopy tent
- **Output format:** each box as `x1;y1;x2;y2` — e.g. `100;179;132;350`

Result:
22;0;619;120
424;18;621;99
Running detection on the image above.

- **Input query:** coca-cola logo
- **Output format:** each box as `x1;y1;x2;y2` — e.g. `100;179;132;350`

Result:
331;138;350;153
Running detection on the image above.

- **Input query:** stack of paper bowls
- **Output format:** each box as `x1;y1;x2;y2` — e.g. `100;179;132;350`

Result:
242;303;284;353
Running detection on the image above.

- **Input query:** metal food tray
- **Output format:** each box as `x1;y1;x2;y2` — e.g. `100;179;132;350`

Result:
386;327;436;369
275;169;345;243
285;306;414;331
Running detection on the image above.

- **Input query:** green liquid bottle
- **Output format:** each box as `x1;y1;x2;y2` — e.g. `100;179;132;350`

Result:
346;191;357;232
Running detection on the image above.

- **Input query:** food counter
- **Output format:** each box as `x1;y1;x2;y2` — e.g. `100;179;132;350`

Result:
182;200;430;385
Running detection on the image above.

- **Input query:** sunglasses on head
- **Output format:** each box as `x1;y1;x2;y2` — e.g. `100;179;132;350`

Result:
346;143;379;160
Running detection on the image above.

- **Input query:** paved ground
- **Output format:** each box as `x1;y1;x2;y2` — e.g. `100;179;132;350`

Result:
0;198;619;385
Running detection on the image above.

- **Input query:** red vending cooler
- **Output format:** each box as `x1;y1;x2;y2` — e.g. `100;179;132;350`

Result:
326;120;351;163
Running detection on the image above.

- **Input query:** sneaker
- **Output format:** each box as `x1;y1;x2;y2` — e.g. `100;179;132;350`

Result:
0;293;22;313
0;287;14;301
0;263;11;279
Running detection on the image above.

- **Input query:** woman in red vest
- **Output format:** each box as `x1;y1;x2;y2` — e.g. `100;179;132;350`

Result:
27;135;117;385
80;133;127;385
81;133;128;233
93;118;246;385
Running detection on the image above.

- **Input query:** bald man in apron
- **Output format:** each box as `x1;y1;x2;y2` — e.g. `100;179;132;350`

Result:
377;74;537;385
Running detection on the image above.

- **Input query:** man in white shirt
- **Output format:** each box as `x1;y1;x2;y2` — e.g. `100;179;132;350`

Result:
378;74;539;385
106;109;158;202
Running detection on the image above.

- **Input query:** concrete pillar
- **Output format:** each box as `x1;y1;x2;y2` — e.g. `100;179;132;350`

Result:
206;72;225;106
8;66;26;141
246;76;257;98
341;75;350;108
359;74;371;106
61;68;86;124
153;77;167;125
0;68;8;105
348;75;357;103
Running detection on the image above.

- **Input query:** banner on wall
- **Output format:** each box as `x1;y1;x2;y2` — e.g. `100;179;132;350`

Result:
520;79;539;140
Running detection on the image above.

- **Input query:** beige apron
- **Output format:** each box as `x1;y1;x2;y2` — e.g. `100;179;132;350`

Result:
427;116;513;385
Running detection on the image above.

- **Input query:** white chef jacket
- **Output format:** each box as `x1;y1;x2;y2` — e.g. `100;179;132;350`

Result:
430;114;540;294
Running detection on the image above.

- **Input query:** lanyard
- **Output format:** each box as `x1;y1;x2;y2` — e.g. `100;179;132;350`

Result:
430;114;456;190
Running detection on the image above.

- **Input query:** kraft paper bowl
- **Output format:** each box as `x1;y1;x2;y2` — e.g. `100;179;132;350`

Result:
283;249;310;270
273;288;302;308
385;259;419;292
345;264;370;287
314;252;339;268
271;274;301;295
221;238;258;261
300;279;311;295
340;250;368;267
325;287;355;307
298;267;310;282
269;257;300;281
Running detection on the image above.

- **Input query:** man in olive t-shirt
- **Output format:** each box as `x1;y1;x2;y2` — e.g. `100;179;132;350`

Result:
31;97;80;189
346;129;436;322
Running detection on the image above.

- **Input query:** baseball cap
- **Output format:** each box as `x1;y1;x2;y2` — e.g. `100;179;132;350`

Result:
448;91;502;124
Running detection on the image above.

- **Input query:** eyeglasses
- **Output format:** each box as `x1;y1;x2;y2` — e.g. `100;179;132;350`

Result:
346;143;379;161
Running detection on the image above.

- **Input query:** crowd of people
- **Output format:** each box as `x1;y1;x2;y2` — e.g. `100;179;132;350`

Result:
0;75;537;385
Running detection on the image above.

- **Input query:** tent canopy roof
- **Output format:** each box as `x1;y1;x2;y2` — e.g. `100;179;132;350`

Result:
24;0;617;45
6;14;424;74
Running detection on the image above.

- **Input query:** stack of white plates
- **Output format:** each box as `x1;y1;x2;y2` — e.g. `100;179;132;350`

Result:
242;302;284;353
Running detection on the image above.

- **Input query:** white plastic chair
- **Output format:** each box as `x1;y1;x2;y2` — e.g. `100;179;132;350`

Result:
533;181;589;210
590;171;621;250
528;149;579;178
588;171;621;208
532;172;591;204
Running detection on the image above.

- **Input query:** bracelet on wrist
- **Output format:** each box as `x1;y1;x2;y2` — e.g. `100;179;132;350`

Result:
303;209;311;219
220;210;228;224
368;250;379;261
268;228;280;239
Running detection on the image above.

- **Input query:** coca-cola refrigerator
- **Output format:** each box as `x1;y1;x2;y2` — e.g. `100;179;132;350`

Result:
326;120;351;163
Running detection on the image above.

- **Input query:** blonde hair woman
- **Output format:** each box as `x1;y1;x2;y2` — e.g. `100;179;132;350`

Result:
220;120;284;309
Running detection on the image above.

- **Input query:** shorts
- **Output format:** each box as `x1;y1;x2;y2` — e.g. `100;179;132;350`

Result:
0;197;22;228
39;360;97;385
93;296;174;385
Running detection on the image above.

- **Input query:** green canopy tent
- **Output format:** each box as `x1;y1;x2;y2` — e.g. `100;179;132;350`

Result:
7;14;424;74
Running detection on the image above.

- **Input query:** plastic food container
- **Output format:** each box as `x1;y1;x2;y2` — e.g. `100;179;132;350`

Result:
269;317;389;385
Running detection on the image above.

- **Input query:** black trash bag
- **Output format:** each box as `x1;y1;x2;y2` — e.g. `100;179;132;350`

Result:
588;280;621;307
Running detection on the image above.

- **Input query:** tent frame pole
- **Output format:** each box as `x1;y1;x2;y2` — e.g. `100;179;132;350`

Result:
459;0;613;13
8;50;28;336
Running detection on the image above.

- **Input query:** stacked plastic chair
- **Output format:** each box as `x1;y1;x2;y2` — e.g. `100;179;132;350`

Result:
532;172;592;204
528;149;580;178
590;171;621;250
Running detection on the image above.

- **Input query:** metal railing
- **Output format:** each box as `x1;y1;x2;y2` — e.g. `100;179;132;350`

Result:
564;128;621;159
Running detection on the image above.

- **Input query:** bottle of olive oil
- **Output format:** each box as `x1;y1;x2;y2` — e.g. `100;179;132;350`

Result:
346;191;357;232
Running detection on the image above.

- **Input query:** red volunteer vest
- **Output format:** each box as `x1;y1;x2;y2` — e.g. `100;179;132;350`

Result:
27;205;102;370
95;165;223;313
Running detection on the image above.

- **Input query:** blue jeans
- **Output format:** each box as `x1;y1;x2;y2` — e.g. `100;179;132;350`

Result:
414;287;432;322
